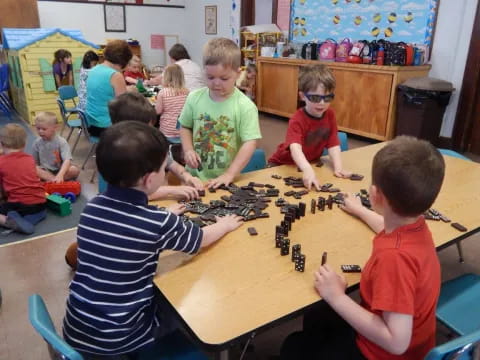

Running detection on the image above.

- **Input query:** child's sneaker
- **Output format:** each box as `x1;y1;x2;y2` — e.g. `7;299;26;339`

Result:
5;211;34;234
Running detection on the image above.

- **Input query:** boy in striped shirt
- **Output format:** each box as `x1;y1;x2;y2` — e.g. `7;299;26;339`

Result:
63;121;242;357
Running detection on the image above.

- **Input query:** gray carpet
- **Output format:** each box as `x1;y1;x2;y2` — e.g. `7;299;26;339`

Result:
0;194;87;246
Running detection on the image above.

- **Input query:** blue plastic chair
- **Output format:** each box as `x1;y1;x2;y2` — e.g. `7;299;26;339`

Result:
438;148;471;161
78;110;100;183
0;64;14;116
242;148;267;173
322;131;349;156
29;294;84;360
436;273;480;336
57;98;82;154
58;85;79;114
424;328;480;360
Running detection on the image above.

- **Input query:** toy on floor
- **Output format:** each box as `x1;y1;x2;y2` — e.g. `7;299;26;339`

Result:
65;242;78;270
44;181;81;203
46;194;72;216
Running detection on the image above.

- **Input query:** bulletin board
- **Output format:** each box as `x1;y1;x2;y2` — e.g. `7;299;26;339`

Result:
290;0;439;46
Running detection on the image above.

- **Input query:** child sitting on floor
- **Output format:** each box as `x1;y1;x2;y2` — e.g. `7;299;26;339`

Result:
155;64;189;139
268;64;351;190
0;124;46;234
32;112;80;183
63;121;242;357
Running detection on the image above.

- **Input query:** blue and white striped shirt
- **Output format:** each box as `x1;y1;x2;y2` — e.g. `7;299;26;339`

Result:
63;185;202;355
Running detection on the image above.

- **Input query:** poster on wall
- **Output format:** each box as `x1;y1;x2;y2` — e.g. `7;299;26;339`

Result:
290;0;438;46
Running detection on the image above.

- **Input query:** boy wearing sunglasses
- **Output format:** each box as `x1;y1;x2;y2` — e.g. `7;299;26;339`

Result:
268;64;351;190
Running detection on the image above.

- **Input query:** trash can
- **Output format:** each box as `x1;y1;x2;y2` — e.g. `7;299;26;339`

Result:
396;77;454;146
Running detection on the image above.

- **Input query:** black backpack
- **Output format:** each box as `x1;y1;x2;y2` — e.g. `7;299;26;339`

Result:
301;42;319;60
385;42;406;66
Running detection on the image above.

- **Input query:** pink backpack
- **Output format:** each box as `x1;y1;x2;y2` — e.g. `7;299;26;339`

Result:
318;39;337;61
335;38;353;62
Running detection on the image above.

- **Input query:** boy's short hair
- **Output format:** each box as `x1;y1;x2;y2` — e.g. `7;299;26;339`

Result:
298;64;336;93
203;38;241;70
34;111;58;126
104;40;133;69
168;43;191;61
96;121;168;188
372;136;445;217
108;92;157;125
0;124;27;149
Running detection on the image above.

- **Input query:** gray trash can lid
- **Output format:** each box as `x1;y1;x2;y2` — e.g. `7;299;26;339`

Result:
401;77;455;92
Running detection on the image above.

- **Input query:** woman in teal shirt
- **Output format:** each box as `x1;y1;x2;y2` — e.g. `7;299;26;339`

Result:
86;40;132;137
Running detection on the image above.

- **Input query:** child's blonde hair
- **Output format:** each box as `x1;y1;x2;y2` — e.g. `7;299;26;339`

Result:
298;64;336;93
0;124;27;149
34;112;58;126
203;38;241;70
129;55;141;66
162;64;185;89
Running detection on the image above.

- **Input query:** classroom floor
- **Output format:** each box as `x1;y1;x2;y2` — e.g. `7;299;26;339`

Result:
0;112;479;360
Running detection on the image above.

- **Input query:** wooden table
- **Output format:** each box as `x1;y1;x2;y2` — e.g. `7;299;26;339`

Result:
153;143;480;352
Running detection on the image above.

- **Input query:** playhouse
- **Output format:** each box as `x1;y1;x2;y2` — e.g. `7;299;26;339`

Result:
1;28;98;124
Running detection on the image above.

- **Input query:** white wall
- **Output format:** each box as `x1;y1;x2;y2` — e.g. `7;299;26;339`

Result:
429;0;478;138
255;0;273;25
38;1;234;68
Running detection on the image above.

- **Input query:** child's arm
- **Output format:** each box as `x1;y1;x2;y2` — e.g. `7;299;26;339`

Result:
207;140;257;189
124;76;138;85
314;265;413;355
155;92;164;115
328;145;352;178
111;72;128;97
201;214;243;248
68;69;73;86
290;143;320;191
144;74;162;86
53;159;71;183
54;74;62;89
340;193;384;233
168;160;204;190
180;127;201;169
149;185;199;201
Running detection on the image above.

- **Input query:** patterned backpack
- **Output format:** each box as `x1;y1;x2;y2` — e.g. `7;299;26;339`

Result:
335;38;353;62
318;39;337;61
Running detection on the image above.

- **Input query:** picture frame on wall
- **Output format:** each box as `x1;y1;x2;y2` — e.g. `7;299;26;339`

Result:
104;4;126;32
205;5;217;35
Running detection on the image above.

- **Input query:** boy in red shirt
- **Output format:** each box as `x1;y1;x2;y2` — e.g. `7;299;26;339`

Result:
124;55;146;85
281;136;445;359
268;64;351;190
0;124;46;234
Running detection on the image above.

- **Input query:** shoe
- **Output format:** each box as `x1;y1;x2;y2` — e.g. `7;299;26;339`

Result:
5;211;35;234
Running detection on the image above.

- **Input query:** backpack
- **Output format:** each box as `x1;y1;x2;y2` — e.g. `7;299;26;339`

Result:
318;39;337;61
385;42;406;65
404;43;415;65
301;42;319;60
335;38;352;62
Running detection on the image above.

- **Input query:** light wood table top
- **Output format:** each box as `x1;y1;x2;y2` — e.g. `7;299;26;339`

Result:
153;142;480;349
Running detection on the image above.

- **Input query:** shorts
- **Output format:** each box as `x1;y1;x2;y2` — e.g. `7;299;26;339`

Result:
0;202;47;216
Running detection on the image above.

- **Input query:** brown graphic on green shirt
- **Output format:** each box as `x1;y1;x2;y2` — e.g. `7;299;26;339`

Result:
194;113;235;170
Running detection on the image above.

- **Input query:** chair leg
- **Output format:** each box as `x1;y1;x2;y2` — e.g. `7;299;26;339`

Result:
82;144;96;170
90;169;97;183
456;241;464;263
71;129;82;156
66;127;75;142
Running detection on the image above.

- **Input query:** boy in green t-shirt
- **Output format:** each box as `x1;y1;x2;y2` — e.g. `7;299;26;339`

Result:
179;38;262;189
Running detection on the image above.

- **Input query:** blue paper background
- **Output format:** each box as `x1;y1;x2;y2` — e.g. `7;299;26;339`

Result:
290;0;438;45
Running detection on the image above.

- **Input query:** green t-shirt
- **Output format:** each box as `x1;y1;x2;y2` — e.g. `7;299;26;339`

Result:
179;87;261;180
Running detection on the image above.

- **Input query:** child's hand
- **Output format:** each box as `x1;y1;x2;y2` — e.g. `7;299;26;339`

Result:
53;174;64;183
334;169;352;178
170;186;199;201
184;150;201;169
339;193;364;217
207;173;235;189
214;214;243;232
167;203;186;215
314;264;347;303
184;174;204;190
302;168;321;191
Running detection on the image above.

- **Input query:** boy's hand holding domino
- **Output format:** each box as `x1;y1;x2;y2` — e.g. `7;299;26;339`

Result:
334;169;353;179
340;192;365;217
184;149;201;169
207;172;235;190
314;264;347;303
167;203;186;215
302;167;321;191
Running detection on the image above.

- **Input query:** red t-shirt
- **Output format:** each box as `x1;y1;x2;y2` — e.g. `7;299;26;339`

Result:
268;107;340;165
357;217;440;360
123;70;145;80
0;151;46;205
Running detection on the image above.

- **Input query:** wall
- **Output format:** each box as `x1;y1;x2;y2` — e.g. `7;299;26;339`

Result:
37;1;236;68
429;0;478;137
255;0;273;25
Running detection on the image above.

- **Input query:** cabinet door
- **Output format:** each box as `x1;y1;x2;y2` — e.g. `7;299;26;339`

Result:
331;69;392;139
258;62;299;118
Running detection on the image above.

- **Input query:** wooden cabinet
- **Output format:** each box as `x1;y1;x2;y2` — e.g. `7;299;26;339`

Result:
257;57;431;141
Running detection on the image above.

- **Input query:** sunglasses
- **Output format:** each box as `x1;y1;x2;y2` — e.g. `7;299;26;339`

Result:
304;93;335;103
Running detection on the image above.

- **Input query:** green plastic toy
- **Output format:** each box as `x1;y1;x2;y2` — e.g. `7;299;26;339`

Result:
46;194;72;216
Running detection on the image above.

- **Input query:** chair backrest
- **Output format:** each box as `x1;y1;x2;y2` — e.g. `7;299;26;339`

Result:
0;64;9;92
322;131;349;156
29;294;84;360
56;98;69;123
424;328;480;360
58;85;78;101
242;148;267;173
77;109;94;142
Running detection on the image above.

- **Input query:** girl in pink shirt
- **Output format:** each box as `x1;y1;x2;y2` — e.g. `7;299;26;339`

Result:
155;64;189;139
